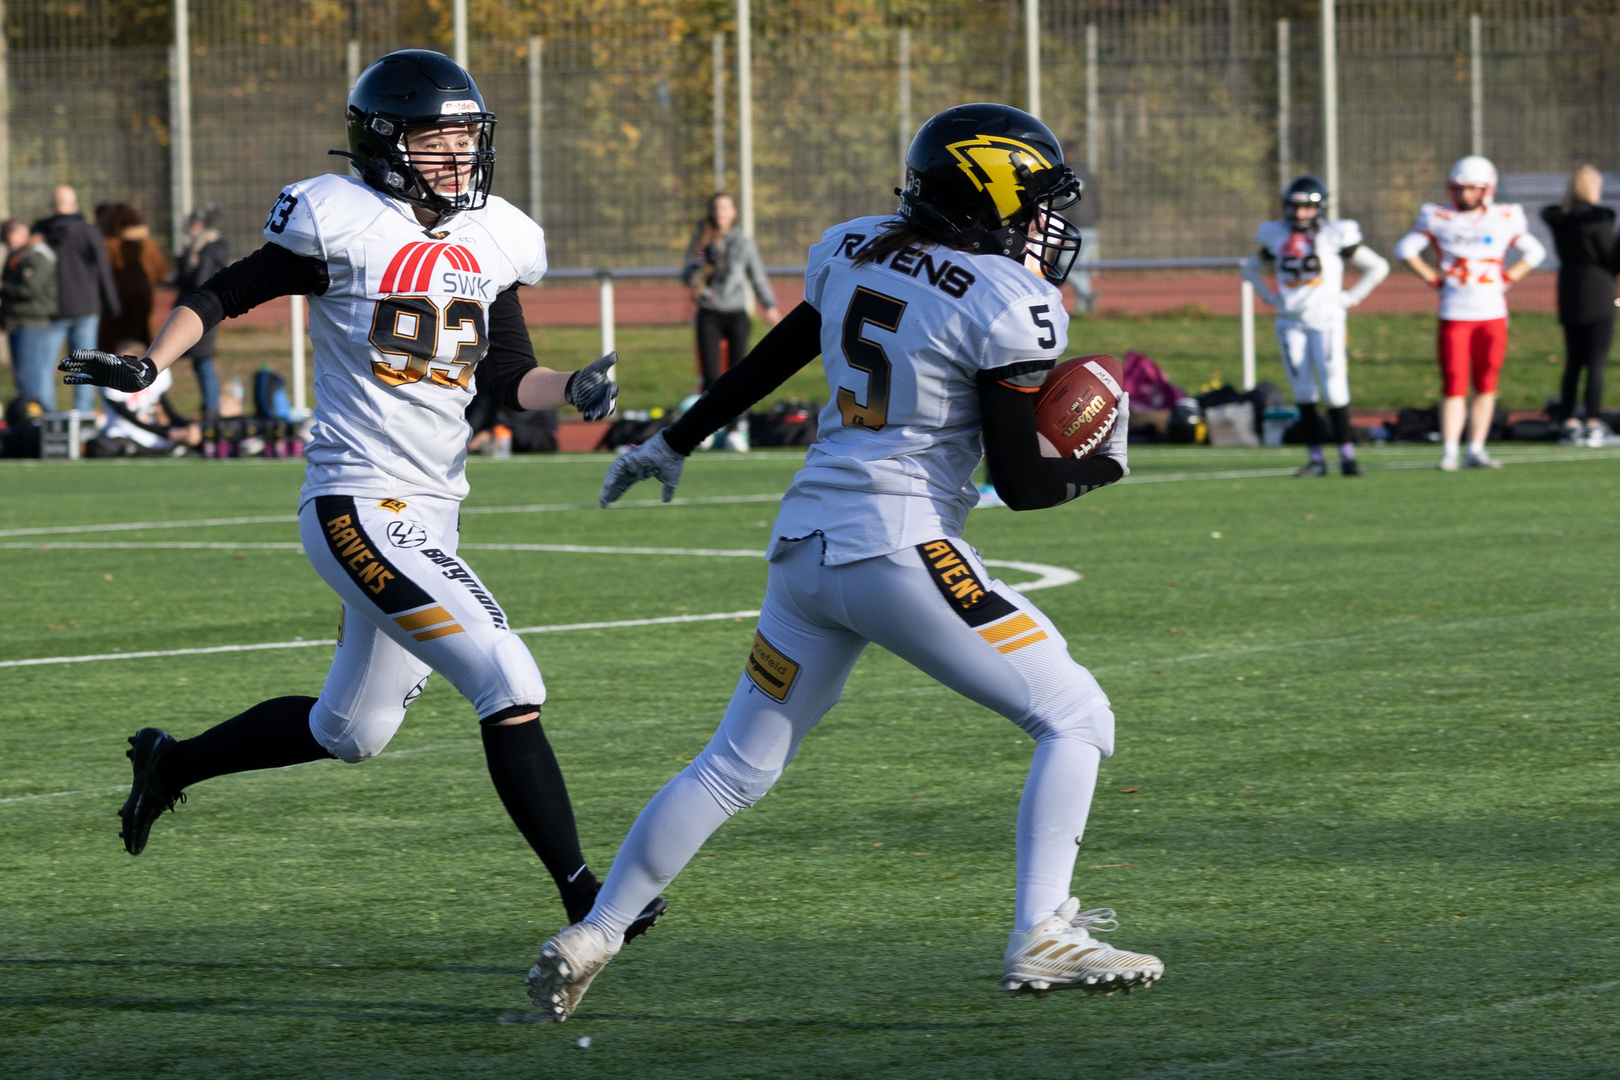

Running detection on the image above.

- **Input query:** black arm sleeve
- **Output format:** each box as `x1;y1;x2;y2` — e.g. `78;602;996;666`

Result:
480;285;539;411
977;371;1123;512
663;301;824;455
177;242;330;333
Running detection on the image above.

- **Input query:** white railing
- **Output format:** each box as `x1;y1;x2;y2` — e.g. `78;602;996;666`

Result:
285;256;1256;415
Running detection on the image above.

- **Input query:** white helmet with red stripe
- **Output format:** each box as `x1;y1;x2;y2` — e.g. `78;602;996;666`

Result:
1448;155;1497;208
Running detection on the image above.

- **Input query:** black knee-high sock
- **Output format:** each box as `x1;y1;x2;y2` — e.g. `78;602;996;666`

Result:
1297;402;1323;447
160;696;330;793
1327;405;1354;448
480;718;600;921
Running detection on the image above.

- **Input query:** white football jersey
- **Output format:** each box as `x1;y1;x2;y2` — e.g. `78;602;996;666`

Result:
264;173;547;504
770;215;1069;566
1255;218;1363;329
1393;202;1544;321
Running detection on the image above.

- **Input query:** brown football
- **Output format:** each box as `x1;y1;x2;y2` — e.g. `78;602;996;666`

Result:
1033;354;1125;459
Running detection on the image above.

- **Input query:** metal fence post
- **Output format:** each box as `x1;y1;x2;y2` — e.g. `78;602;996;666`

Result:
897;28;911;189
712;33;725;193
0;14;10;219
346;39;360;89
1085;24;1098;173
1321;0;1339;220
452;0;468;69
529;37;542;225
1470;13;1484;157
1025;0;1041;118
290;295;307;417
598;272;616;360
1240;280;1256;392
169;1;193;255
1277;19;1290;192
737;0;754;238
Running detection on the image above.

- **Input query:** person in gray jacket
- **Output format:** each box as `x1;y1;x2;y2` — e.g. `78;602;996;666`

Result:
1;219;59;410
682;193;780;450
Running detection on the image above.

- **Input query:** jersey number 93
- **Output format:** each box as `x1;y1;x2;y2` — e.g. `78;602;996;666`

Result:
368;295;488;389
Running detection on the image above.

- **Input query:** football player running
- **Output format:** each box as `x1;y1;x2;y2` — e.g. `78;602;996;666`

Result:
1243;176;1389;476
1393;156;1546;470
526;104;1163;1022
60;51;664;942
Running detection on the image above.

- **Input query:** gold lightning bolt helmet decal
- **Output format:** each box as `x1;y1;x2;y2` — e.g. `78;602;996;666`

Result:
945;135;1054;222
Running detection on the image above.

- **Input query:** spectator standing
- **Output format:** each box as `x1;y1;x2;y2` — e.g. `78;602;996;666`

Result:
35;185;120;412
1393;156;1546;470
1;219;59;409
681;193;780;451
172;205;230;415
98;204;169;354
1069;161;1101;315
1540;165;1619;447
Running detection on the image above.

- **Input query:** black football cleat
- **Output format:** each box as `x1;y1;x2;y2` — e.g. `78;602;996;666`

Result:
1341;458;1364;477
118;728;184;855
1296;460;1328;477
622;895;668;944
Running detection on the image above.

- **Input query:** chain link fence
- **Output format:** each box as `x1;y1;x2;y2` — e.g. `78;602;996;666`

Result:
5;1;1616;272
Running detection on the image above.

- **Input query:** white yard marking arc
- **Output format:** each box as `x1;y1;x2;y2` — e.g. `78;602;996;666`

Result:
0;544;1072;670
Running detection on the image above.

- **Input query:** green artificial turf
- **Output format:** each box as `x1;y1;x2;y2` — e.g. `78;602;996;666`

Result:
50;311;1584;422
2;446;1618;1078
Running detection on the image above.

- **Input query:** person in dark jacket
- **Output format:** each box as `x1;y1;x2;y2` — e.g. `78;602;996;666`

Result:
1541;164;1620;446
1;219;59;410
97;203;169;355
681;193;780;450
35;185;121;413
172;205;230;414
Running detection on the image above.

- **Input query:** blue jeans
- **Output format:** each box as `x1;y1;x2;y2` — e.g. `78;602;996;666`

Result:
190;354;221;415
9;325;58;408
45;313;103;413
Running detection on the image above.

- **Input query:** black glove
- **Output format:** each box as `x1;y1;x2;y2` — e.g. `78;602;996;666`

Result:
59;350;158;393
564;352;619;421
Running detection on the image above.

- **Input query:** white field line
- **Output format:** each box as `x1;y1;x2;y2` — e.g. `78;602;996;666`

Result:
1134;978;1620;1078
0;550;1073;672
6;447;1615;538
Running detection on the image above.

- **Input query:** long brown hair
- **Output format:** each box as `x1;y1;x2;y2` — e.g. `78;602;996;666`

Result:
851;218;966;267
1565;164;1603;213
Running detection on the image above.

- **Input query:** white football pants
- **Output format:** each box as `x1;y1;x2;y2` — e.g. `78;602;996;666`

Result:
586;535;1114;941
297;495;547;762
1276;318;1351;408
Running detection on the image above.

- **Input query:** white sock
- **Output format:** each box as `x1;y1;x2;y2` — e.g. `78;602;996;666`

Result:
1468;440;1485;455
1442;442;1460;459
1014;730;1102;932
584;767;733;948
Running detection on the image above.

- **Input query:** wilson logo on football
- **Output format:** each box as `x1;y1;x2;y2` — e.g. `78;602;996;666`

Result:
378;242;483;294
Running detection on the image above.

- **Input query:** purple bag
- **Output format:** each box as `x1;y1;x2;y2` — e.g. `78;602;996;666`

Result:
1121;350;1184;410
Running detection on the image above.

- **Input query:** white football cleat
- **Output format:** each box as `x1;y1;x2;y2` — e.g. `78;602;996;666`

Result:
1463;447;1502;469
1438;452;1461;472
1002;898;1164;998
526;922;619;1023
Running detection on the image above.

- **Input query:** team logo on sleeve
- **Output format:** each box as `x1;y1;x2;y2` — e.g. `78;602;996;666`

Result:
945;136;1053;220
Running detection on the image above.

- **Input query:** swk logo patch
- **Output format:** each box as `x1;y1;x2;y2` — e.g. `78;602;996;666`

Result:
385;519;429;549
745;631;801;703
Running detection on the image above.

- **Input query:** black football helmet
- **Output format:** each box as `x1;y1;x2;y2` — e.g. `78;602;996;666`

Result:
896;103;1083;285
1283;174;1327;231
343;50;496;216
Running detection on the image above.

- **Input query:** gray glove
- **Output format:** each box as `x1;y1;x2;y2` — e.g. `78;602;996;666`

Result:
564;353;619;421
59;350;157;393
599;429;686;508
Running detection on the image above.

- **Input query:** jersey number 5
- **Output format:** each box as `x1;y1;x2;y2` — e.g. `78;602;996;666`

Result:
838;287;907;430
368;295;488;389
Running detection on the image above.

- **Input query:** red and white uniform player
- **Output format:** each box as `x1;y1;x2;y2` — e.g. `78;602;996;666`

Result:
1393;155;1546;469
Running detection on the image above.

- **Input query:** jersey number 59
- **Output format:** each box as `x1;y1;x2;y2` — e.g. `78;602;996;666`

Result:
368;295;488;389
